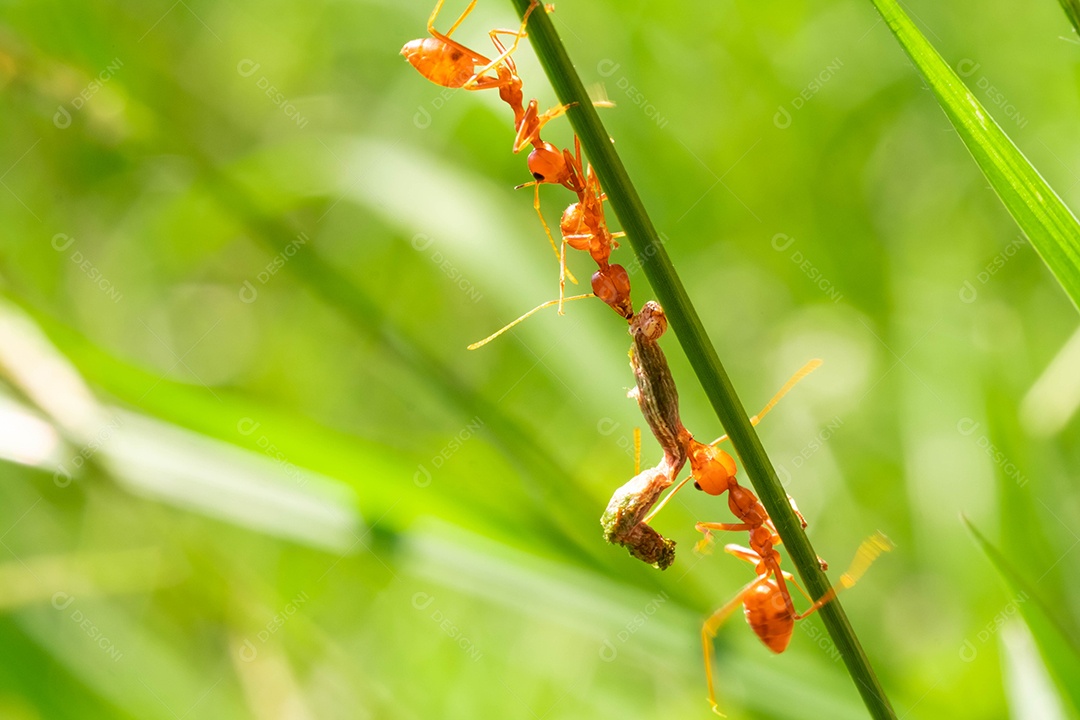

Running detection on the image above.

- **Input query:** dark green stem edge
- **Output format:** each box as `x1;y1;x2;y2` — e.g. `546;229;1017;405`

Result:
506;2;896;717
1058;0;1080;36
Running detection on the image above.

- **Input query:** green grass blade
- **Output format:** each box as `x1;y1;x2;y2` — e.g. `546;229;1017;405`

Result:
870;0;1080;312
1058;0;1080;36
963;516;1080;715
507;2;896;717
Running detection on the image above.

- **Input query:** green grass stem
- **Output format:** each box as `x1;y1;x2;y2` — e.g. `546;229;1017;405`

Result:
506;2;897;717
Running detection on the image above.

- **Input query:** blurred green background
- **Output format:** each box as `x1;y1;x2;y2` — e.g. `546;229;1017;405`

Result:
1;0;1079;717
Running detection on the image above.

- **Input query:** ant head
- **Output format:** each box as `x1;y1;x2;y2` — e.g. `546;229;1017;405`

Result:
630;300;666;340
591;264;633;319
527;143;567;184
689;440;737;496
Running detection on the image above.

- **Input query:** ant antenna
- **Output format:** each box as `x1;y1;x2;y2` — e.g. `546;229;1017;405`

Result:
709;359;823;446
467;293;594;350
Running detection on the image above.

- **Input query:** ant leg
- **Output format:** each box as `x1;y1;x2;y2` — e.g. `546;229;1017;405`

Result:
722;543;764;565
779;570;817;605
513;101;541;152
512;101;577;152
696;521;757;533
431;0;476;38
702;577;768;716
838;532;892;590
789;533;893;619
761;516;828;569
464;1;538;88
694;521;756;553
642;474;692;524
790;496;807;528
557;232;568;314
761;552;798;618
633;427;641;474
527;183;579;287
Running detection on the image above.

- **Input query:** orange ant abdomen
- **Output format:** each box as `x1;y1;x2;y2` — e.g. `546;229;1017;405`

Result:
744;582;794;653
401;38;479;89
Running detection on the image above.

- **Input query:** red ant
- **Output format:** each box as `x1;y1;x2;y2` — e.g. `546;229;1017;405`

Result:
626;356;888;715
643;359;824;528
402;1;598;279
696;532;892;715
401;0;533;93
512;135;632;319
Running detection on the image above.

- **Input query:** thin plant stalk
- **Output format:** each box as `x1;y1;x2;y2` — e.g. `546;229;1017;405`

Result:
506;1;897;717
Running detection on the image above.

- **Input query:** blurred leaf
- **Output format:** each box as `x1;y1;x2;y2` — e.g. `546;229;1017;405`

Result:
870;0;1080;312
964;516;1080;716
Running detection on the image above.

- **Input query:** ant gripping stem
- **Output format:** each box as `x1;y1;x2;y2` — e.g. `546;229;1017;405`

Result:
700;532;893;716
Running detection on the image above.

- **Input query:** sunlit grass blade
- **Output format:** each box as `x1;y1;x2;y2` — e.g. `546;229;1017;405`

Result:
870;0;1080;312
963;516;1080;715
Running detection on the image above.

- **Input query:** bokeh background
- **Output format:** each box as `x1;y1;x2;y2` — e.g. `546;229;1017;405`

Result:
1;0;1079;717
